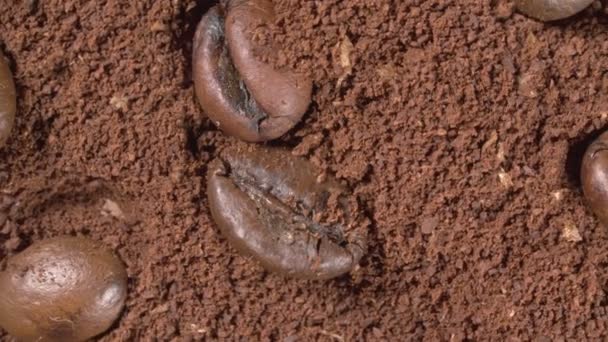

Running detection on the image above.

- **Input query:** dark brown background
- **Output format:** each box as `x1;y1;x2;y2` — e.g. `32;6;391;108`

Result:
1;0;608;340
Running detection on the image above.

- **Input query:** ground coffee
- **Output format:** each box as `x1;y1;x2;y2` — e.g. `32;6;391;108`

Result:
1;0;608;340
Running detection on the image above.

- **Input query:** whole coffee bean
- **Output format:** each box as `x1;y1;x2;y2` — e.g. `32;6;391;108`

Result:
207;145;367;280
515;0;594;21
225;0;312;130
193;2;312;142
0;236;128;342
0;51;16;148
582;132;608;226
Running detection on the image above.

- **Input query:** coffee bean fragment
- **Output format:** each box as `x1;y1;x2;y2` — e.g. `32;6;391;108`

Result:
0;51;16;148
192;2;312;142
0;236;128;342
582;132;608;226
207;145;367;280
515;0;594;21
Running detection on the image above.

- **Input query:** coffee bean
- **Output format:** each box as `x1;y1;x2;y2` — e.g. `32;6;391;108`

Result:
225;0;312;131
192;2;312;142
0;236;128;342
207;145;367;280
193;7;267;142
582;132;608;226
515;0;594;21
0;51;16;148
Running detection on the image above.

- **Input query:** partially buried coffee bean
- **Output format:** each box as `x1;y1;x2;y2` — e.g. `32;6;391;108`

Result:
582;132;608;226
0;236;128;342
192;1;312;142
0;51;16;148
515;0;595;21
207;145;367;280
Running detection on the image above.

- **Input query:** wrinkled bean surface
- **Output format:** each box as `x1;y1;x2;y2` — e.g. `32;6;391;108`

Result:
515;0;594;21
0;236;128;342
207;145;367;280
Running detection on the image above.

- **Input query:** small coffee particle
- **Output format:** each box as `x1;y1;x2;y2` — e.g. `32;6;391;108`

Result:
207;144;367;280
0;236;128;342
515;0;595;21
421;216;439;235
0;51;16;148
582;132;608;226
495;2;515;19
562;221;583;242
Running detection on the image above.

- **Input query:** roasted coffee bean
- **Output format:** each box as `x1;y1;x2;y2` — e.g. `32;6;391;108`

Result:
207;145;367;280
0;51;16;148
0;236;128;342
582;132;608;226
192;2;312;142
515;0;594;21
224;0;312;131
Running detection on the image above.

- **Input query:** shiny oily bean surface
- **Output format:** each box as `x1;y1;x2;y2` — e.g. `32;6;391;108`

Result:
0;51;16;148
515;0;594;21
207;145;367;280
0;236;128;342
192;2;312;142
582;132;608;226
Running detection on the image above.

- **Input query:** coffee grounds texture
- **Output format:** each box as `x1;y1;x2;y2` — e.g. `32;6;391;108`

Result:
1;0;608;340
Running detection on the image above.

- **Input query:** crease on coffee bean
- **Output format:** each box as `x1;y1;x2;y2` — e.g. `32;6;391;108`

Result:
202;7;224;42
218;157;357;249
236;77;268;126
240;179;347;245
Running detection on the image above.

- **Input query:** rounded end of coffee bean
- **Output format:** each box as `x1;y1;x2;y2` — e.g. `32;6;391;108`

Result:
582;132;608;226
0;236;128;342
0;51;16;148
515;0;594;21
